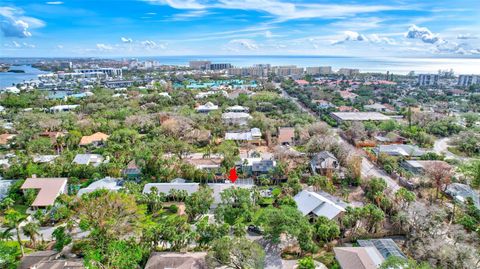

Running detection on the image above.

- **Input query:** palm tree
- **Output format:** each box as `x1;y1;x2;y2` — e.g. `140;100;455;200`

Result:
1;197;14;209
4;209;27;256
22;222;40;248
0;229;14;241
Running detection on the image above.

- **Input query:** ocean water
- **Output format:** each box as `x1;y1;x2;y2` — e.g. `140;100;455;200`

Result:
139;55;480;75
0;65;47;88
2;56;479;88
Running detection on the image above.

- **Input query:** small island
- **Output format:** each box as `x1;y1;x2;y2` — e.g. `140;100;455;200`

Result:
7;69;26;73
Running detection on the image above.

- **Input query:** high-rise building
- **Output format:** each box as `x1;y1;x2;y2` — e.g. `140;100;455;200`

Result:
306;66;332;75
228;66;268;77
189;61;211;70
74;68;122;78
273;66;304;76
458;75;480;87
209;63;232;70
417;74;439;86
337;68;360;76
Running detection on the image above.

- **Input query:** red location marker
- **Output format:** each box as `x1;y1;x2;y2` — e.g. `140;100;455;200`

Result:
229;167;238;183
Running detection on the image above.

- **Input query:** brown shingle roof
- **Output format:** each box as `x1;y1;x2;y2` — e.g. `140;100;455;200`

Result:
278;127;295;144
21;178;68;207
334;247;384;269
79;132;109;146
0;133;16;145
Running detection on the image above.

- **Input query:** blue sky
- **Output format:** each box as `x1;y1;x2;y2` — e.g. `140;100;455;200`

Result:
1;0;479;57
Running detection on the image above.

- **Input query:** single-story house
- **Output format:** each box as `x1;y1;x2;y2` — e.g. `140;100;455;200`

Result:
334;247;384;269
294;190;347;220
195;102;219;113
72;154;105;167
20;251;84;269
32;155;59;164
445;183;480;209
310;151;339;175
145;252;207;269
225;128;261;141
79;132;109;146
77;177;123;196
331;112;391;123
364;103;394;113
373;144;426;158
357;239;406;260
252;159;276;175
277;127;295;146
49;105;79;113
143;182;254;207
122;160;142;179
20;177;68;208
183;154;223;171
221;112;252;125
226;105;249;113
401;160;450;175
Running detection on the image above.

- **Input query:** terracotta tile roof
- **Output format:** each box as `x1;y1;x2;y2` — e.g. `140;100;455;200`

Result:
21;178;67;207
79;132;109;146
278;127;295;144
0;134;16;145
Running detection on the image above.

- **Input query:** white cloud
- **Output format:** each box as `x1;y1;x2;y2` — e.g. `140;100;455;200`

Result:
332;31;367;45
5;40;35;48
143;0;205;9
121;37;133;43
457;33;477;40
227;39;259;50
171;10;210;21
46;1;64;4
0;7;45;38
265;30;273;38
143;0;409;21
57;44;64;49
141;40;166;49
405;24;441;44
331;31;396;46
96;43;113;50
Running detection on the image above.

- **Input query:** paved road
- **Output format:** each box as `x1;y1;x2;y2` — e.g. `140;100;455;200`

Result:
433;137;471;161
278;83;401;192
361;157;401;192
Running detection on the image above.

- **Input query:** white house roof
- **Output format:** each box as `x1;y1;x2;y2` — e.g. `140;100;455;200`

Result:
143;183;254;206
294;190;346;219
195;102;219;111
226;105;249;112
375;144;425;157
72;154;104;166
331;112;391;121
33;155;59;163
77;177;123;196
221;112;252;119
225;131;252;140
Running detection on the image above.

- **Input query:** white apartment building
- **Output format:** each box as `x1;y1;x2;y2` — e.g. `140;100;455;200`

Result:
306;66;333;75
418;74;439;86
458;75;480;87
74;68;122;78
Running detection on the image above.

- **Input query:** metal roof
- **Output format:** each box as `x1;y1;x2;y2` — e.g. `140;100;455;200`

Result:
294;190;346;219
357;239;406;259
